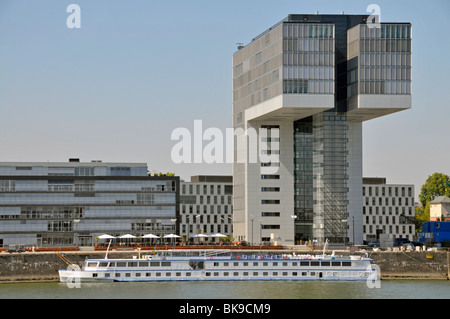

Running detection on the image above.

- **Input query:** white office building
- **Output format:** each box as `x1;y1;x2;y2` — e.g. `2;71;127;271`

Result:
179;176;233;241
0;159;179;247
232;14;412;245
363;178;415;243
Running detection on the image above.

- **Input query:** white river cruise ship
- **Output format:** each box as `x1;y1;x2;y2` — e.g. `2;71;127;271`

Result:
58;245;378;283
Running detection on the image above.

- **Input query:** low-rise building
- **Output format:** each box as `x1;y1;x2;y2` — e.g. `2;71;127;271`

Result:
179;176;233;242
363;177;415;244
429;196;450;221
0;159;179;248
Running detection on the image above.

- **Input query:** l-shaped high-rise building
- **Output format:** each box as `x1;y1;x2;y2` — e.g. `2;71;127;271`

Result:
232;14;412;245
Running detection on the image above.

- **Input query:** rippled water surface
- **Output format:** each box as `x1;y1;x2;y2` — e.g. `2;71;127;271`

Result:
0;280;449;299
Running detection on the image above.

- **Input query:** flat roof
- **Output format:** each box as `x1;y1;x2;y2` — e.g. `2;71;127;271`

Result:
189;175;233;183
0;161;147;168
235;13;409;53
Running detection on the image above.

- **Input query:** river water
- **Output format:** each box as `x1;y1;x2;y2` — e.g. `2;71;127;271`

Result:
0;280;448;299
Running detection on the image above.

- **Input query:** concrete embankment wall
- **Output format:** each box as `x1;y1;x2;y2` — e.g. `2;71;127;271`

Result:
0;251;137;282
371;251;449;280
0;250;448;282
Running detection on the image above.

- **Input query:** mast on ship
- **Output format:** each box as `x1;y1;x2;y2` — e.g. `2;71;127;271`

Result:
105;239;112;259
322;239;329;258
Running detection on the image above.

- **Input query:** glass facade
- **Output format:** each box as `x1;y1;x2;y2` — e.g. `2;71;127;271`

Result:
347;23;412;97
312;113;348;243
232;24;283;122
294;118;313;241
294;113;348;243
282;23;335;95
0;162;179;247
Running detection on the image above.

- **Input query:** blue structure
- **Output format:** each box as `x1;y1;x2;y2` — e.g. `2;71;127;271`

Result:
417;221;450;245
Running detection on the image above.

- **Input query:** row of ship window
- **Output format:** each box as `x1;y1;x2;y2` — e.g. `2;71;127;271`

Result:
88;260;353;268
212;260;352;267
93;270;339;278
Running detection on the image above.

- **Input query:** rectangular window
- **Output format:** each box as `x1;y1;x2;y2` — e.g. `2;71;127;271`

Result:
261;200;280;204
261;187;280;192
255;52;262;65
261;175;280;180
261;212;280;217
234;63;243;77
342;262;352;267
283;80;309;94
331;262;341;267
16;166;32;170
261;225;280;229
110;167;131;176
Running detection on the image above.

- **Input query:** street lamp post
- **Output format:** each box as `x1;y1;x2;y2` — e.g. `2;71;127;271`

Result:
73;219;80;250
259;219;262;250
250;215;254;245
352;216;355;245
291;215;297;245
342;216;355;247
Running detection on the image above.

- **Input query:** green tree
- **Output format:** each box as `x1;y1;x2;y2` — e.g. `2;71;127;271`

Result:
419;173;450;208
415;205;429;232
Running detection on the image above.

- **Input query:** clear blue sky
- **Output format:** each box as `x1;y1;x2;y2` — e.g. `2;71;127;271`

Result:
0;0;449;199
